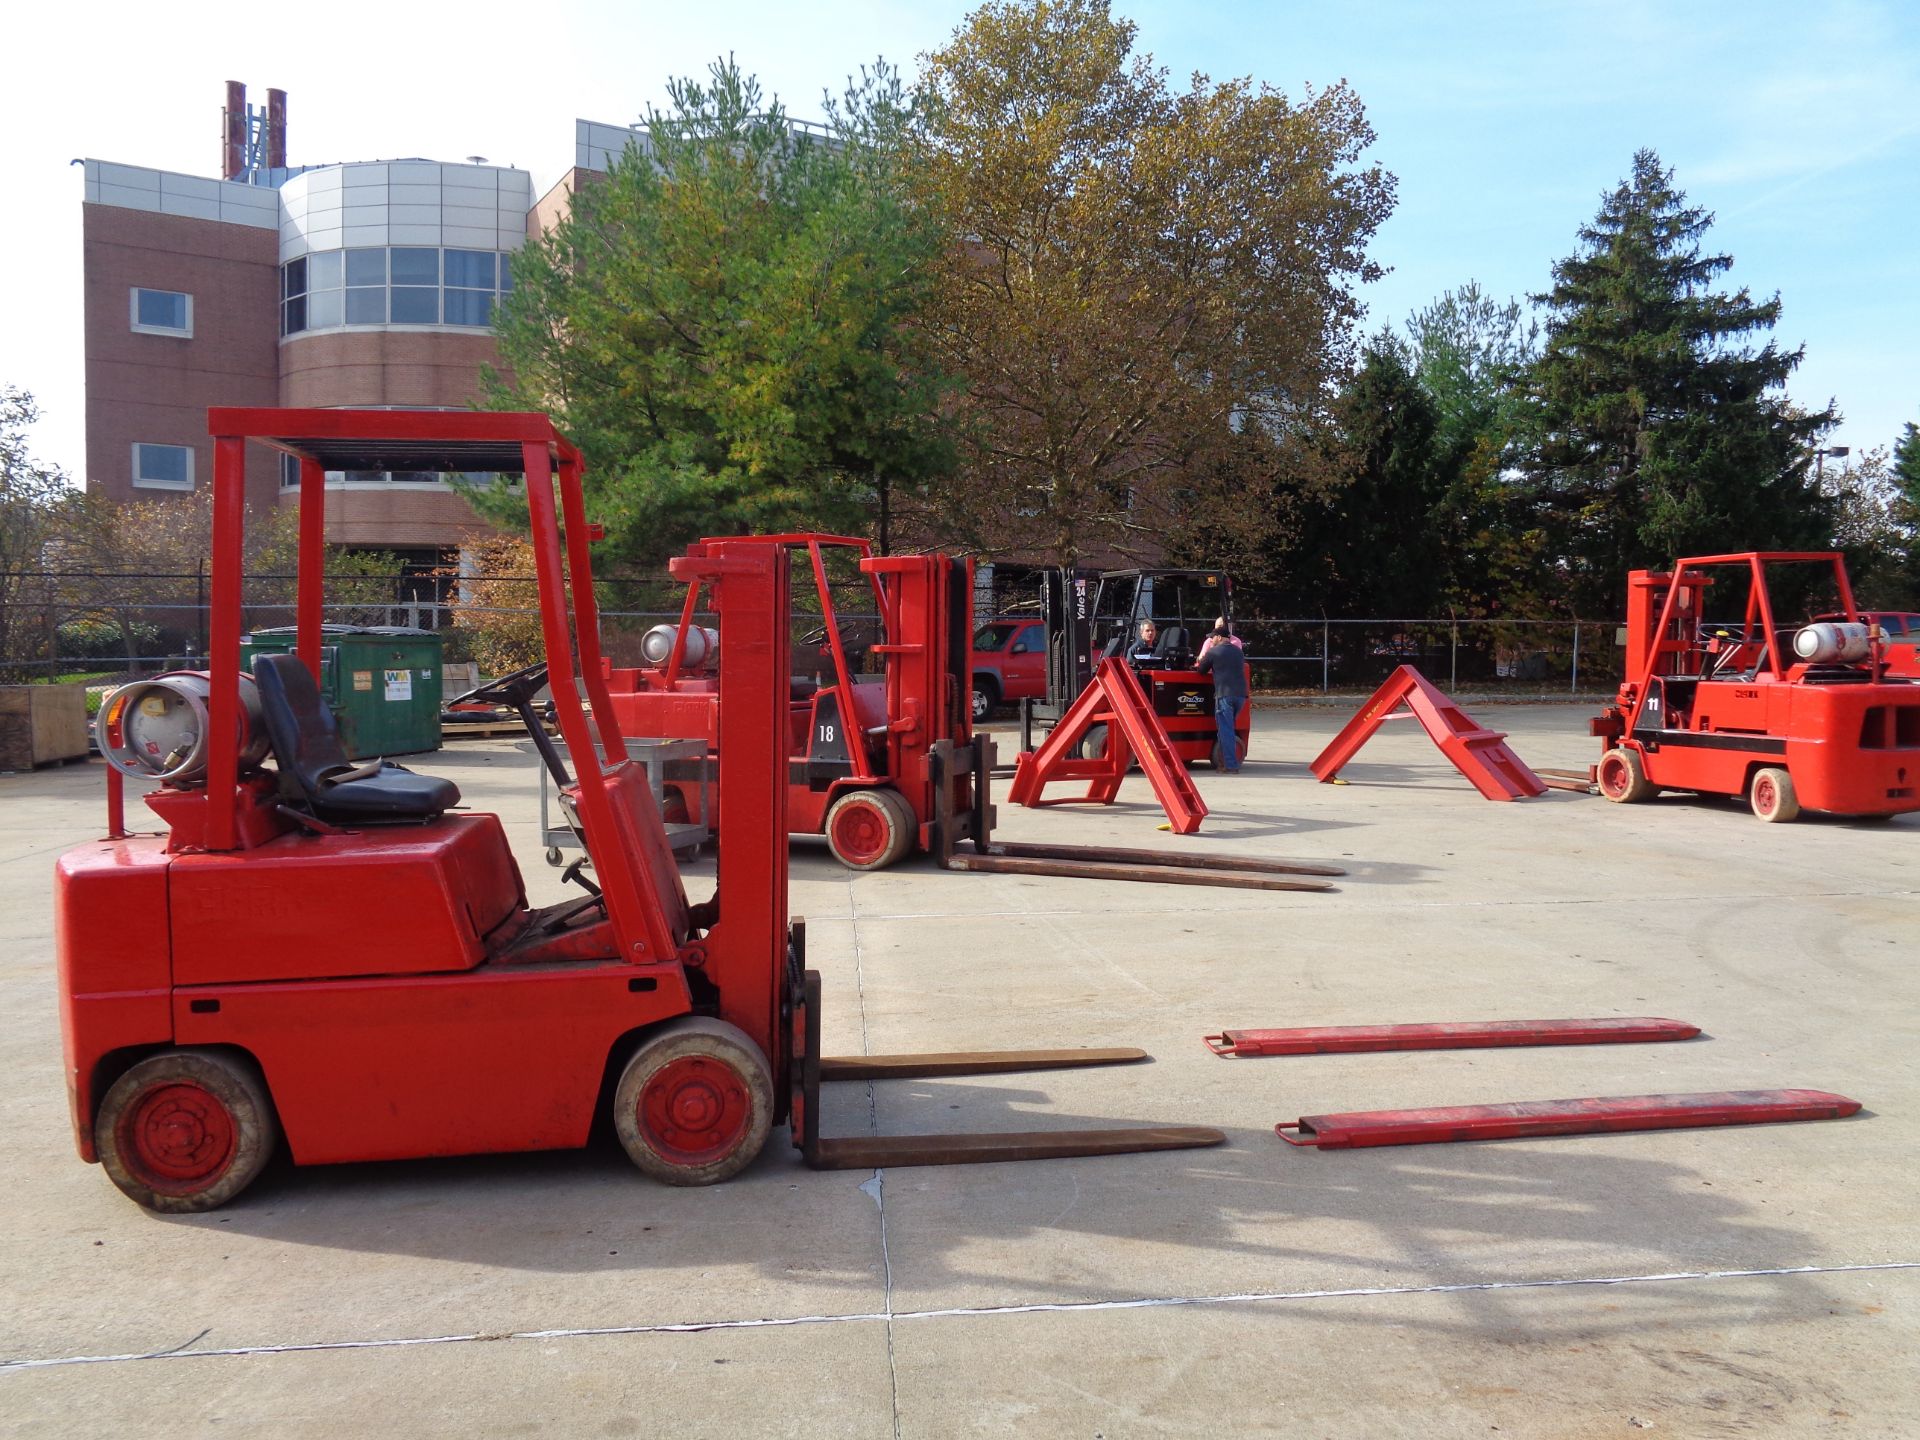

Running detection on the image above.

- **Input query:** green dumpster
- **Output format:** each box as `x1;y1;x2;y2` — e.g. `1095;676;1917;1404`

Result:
240;625;444;759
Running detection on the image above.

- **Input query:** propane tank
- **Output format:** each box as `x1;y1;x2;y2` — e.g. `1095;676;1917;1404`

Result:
1792;621;1870;666
96;672;269;784
639;623;718;669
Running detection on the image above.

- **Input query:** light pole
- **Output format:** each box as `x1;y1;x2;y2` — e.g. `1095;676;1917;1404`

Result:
1813;445;1851;483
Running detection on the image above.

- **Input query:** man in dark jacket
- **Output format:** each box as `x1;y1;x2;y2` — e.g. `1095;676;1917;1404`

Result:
1127;618;1160;666
1194;619;1247;772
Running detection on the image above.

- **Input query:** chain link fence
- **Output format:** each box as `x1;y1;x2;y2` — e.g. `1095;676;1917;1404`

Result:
3;567;1624;698
0;567;890;696
1216;615;1621;696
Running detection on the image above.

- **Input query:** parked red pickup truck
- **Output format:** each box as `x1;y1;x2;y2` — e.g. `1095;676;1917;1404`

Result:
971;617;1046;720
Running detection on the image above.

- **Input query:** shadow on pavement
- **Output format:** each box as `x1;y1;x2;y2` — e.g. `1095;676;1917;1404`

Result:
174;1071;1857;1344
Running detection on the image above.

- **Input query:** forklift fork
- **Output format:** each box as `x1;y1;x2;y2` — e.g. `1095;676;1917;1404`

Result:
784;931;1223;1171
925;739;1344;893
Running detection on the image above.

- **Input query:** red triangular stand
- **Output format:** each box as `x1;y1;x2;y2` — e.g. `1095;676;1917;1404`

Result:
1009;659;1208;833
1310;665;1546;801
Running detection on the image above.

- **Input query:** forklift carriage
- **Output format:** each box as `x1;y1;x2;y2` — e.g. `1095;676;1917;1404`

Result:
1592;551;1920;822
56;408;1218;1213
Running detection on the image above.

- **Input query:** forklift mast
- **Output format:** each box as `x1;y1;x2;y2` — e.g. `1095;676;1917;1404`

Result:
866;548;976;787
1040;567;1098;709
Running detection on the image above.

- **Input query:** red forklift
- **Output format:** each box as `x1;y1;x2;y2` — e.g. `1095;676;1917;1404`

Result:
1592;551;1920;822
1021;566;1251;768
57;408;1219;1213
599;534;986;870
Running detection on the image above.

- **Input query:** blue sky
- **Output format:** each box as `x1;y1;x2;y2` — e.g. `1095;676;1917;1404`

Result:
5;0;1915;478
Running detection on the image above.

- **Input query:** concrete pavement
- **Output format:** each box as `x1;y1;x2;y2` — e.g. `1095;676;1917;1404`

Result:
1;704;1914;1436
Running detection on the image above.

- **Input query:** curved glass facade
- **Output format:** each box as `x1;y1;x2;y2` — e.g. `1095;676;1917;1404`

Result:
281;246;513;335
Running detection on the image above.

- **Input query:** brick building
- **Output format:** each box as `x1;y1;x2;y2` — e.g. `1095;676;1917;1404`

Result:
79;89;663;579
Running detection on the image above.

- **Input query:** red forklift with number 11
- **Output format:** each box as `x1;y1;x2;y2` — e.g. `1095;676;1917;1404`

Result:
1592;551;1920;822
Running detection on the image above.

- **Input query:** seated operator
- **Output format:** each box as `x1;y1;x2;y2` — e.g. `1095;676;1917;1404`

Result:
1128;618;1162;667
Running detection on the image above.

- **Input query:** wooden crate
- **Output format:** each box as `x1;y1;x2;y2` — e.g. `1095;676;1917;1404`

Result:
0;685;91;770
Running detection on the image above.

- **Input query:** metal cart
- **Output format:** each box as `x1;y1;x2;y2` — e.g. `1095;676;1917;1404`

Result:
540;735;711;864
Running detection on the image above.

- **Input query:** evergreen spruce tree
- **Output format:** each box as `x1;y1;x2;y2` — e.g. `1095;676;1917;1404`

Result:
1514;150;1834;615
1895;421;1920;505
1894;420;1920;602
1312;343;1451;618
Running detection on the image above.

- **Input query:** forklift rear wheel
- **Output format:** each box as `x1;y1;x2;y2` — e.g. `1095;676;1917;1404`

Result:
1597;748;1656;804
824;788;916;871
615;1019;773;1186
1749;767;1801;823
95;1050;279;1213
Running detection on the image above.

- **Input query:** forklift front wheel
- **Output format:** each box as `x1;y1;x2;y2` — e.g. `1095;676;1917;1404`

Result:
824;788;916;871
94;1050;279;1213
1081;723;1109;762
1597;748;1656;804
615;1019;773;1186
1749;767;1801;823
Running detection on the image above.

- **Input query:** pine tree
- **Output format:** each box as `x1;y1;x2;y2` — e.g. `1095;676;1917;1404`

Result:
1894;421;1920;512
1404;282;1537;469
1513;150;1834;615
1310;343;1451;617
1893;420;1920;602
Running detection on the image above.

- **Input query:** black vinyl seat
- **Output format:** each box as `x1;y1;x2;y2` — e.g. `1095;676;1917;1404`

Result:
252;653;460;822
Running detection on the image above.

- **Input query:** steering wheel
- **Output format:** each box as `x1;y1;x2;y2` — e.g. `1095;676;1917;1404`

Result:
447;660;572;791
446;661;550;711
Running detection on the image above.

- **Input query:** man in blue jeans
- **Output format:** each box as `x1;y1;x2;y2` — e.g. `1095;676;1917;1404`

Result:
1194;618;1247;772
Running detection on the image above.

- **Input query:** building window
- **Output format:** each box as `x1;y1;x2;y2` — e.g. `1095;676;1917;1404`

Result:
281;256;307;335
281;246;513;336
283;463;500;488
130;288;192;337
132;443;194;491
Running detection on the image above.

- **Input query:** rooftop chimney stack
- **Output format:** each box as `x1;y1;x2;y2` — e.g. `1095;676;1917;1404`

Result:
266;88;287;170
223;81;247;180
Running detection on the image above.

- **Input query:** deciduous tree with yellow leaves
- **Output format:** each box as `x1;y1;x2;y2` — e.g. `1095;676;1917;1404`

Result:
910;0;1395;567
